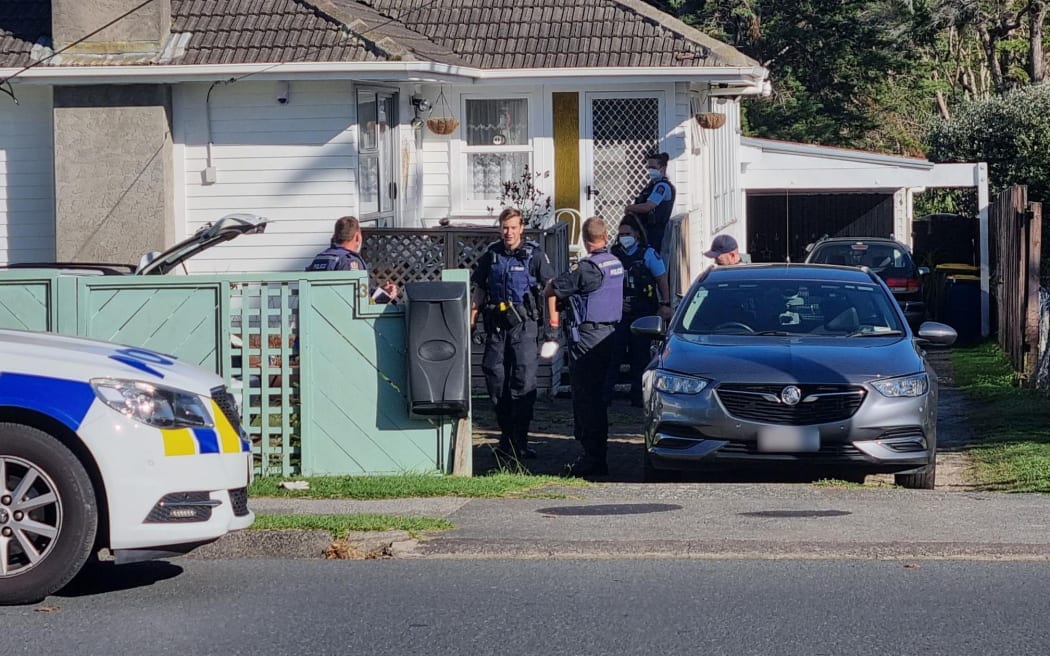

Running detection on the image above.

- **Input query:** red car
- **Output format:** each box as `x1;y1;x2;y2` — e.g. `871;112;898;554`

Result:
805;237;928;327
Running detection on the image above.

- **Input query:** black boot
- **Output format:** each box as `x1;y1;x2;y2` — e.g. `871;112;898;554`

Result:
564;454;608;478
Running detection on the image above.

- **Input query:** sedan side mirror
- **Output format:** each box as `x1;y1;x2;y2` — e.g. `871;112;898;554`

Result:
917;266;930;276
630;315;666;337
916;321;957;347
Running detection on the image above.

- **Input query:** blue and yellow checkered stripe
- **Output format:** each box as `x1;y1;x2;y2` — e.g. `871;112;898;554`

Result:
161;400;250;456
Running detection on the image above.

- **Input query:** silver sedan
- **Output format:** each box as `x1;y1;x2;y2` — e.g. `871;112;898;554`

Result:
632;264;957;488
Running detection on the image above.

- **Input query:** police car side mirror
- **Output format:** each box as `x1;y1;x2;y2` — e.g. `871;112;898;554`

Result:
630;315;666;337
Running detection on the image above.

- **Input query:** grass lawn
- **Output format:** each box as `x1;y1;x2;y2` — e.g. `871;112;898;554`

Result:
952;342;1050;492
249;471;584;500
250;513;453;538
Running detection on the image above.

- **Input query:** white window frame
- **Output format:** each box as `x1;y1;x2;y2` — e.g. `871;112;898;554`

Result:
452;91;539;216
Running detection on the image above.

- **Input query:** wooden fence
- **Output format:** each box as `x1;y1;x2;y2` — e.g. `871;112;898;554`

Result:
990;185;1044;381
0;269;470;477
362;222;570;397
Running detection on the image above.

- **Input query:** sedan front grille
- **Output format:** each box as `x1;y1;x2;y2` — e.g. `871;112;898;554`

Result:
210;385;243;434
716;384;866;426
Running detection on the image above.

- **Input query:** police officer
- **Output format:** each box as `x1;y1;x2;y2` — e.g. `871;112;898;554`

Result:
605;213;673;407
306;215;398;301
470;208;557;461
625;152;675;257
544;216;624;477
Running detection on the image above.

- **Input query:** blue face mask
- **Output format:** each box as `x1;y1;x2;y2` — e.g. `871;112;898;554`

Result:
647;168;662;180
619;235;637;249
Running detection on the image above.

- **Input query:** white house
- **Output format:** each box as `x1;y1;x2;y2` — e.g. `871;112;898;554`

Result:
0;0;988;322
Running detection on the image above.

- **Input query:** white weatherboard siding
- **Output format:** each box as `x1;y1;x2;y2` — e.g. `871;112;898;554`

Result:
669;82;691;217
708;97;742;237
0;86;55;265
420;130;451;226
175;80;357;273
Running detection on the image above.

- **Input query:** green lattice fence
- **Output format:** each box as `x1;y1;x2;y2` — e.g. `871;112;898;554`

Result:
0;268;470;477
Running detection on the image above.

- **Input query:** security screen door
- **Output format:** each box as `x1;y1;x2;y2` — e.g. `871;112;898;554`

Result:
358;89;398;228
582;93;663;236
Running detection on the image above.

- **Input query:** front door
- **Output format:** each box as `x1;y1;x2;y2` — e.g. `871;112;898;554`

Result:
357;89;398;228
581;92;663;236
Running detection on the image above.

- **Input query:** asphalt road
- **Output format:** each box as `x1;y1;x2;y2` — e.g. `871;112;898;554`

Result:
5;559;1050;655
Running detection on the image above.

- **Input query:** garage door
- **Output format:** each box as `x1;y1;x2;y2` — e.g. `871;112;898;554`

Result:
747;193;894;263
0;85;55;264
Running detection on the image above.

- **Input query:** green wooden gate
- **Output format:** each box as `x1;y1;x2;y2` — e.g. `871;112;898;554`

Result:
0;269;470;477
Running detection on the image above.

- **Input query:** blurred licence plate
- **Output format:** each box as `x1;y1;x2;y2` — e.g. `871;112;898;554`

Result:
758;426;820;452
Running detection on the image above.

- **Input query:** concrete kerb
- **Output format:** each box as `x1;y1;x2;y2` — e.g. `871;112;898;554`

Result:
186;485;1050;562
188;497;472;561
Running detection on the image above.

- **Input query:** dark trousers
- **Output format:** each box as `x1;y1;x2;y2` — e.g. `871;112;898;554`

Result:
482;319;539;449
569;329;614;461
604;316;653;404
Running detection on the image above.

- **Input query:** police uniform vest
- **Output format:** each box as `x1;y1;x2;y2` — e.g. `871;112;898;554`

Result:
634;177;676;225
485;240;539;305
577;250;625;323
612;243;658;315
305;245;366;272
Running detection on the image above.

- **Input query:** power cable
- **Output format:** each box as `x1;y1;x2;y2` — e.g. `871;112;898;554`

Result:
0;0;157;87
0;80;17;105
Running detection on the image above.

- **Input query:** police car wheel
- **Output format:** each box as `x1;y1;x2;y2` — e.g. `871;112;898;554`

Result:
0;423;98;605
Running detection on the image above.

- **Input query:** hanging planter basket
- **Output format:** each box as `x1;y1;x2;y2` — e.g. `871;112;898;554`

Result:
695;112;727;129
426;89;460;135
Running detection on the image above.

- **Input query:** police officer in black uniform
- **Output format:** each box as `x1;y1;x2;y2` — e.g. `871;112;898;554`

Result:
544;216;624;477
605;213;673;407
471;208;557;461
625;152;675;257
306;215;398;301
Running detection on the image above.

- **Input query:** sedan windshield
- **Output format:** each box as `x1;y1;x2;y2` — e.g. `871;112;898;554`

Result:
676;279;905;336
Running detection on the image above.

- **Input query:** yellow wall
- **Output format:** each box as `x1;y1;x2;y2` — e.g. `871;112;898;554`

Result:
552;92;580;211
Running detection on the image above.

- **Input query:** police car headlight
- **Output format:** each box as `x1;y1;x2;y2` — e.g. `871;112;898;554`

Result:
653;370;710;395
870;373;929;398
91;378;214;428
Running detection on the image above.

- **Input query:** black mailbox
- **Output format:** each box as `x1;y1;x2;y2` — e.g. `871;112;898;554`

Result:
404;281;470;418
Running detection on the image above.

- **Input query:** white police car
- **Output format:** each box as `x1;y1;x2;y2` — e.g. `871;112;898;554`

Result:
0;329;253;604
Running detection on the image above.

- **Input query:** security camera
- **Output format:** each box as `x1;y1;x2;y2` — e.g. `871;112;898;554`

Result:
276;81;290;105
411;95;432;113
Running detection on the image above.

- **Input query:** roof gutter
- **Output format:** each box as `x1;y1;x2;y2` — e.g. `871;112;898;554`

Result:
741;137;935;170
1;61;768;90
475;66;768;91
0;61;481;85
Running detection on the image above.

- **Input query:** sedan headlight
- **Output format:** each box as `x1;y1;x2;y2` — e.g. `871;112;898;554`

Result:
653;371;710;395
870;373;929;398
91;378;213;428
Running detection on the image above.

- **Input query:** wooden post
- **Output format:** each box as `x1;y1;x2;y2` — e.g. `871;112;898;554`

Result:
1025;202;1043;380
452;417;472;477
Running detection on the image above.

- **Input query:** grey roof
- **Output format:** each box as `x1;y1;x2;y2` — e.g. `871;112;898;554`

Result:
0;0;757;70
172;0;387;65
0;0;50;68
350;0;758;68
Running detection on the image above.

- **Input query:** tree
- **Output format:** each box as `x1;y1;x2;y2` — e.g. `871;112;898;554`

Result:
644;0;1048;171
925;84;1050;201
654;1;932;151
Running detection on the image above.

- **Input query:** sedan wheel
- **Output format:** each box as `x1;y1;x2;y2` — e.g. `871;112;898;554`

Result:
894;462;936;490
642;450;682;483
0;424;98;605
